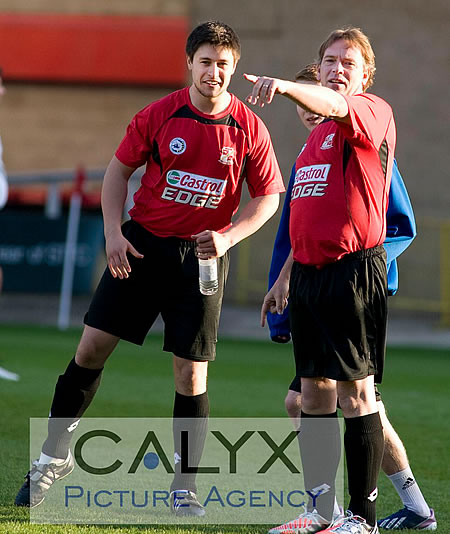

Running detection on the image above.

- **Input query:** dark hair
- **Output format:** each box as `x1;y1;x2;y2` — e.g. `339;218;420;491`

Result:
318;26;376;91
186;21;241;62
294;63;319;83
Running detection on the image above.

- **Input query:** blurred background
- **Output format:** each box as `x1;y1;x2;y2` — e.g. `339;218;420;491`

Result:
0;0;449;329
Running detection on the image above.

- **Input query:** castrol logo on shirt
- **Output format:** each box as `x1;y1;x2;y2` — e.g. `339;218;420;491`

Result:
166;170;226;195
291;164;330;200
294;164;330;183
162;170;227;209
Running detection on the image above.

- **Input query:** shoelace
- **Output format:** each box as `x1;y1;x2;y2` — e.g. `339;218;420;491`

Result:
333;515;367;534
30;461;57;484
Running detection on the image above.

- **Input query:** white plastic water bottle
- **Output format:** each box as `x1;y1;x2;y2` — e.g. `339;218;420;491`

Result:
198;258;218;295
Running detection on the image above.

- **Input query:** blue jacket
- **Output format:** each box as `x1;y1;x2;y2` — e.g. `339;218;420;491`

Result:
267;159;416;341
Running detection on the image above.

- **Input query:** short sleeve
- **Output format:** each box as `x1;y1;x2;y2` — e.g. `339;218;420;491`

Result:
115;107;152;168
339;93;394;150
244;116;284;197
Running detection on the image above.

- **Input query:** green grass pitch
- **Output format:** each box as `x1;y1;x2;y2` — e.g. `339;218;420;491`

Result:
0;324;448;533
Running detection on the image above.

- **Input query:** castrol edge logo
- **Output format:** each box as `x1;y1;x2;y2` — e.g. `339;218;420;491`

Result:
166;170;226;197
294;164;331;184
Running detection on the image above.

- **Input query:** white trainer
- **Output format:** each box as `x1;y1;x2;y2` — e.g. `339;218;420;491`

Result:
268;509;332;534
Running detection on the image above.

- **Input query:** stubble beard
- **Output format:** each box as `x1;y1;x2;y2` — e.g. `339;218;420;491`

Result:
194;80;227;101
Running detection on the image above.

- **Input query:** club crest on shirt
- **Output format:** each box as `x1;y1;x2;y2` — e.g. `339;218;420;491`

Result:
169;137;186;155
219;146;235;165
320;133;335;150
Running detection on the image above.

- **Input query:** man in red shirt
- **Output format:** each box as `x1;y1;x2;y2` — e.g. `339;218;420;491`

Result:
265;64;435;534
246;27;394;534
15;21;284;515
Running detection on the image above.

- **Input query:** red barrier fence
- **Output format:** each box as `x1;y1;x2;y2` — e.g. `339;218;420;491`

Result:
0;13;188;86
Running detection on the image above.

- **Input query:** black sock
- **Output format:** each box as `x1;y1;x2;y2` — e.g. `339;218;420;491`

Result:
299;411;341;522
42;357;103;459
345;413;384;526
170;391;209;494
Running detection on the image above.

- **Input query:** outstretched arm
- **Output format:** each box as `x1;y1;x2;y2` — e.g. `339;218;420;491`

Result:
244;73;350;123
101;156;144;279
193;194;279;258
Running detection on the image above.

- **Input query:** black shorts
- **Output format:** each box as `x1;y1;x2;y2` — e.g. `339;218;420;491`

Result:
288;375;301;393
84;220;229;361
289;246;387;383
288;376;382;402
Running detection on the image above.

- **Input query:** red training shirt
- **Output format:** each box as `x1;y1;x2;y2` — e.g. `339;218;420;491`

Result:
115;87;284;239
289;93;396;267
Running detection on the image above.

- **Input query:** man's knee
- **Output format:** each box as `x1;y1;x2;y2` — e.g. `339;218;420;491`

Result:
285;390;302;420
337;377;377;417
301;377;337;414
173;355;208;396
76;326;119;368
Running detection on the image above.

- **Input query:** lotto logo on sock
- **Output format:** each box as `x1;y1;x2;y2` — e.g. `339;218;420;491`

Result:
402;477;416;490
67;421;80;433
